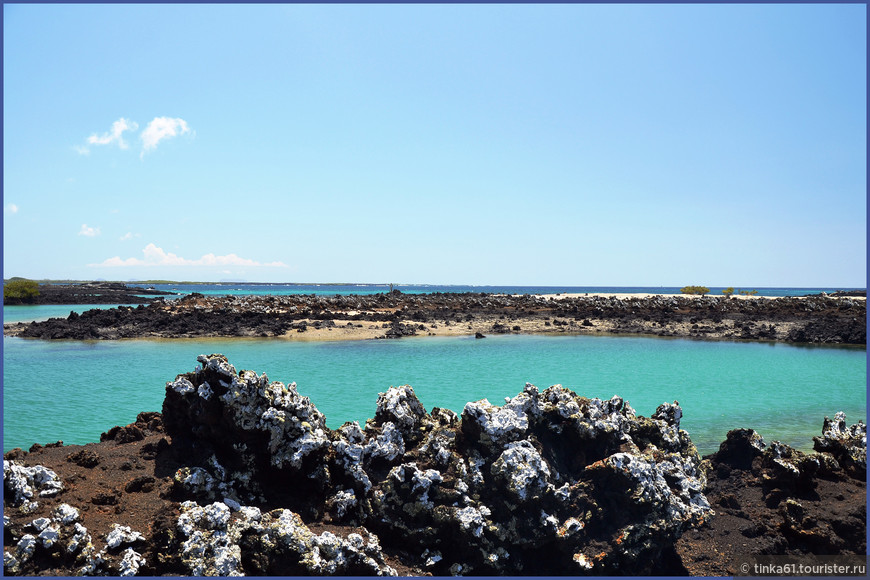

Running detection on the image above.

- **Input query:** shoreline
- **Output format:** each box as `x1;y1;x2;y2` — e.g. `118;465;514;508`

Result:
5;291;866;345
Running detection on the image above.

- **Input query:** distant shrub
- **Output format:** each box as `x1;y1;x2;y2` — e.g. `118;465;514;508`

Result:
4;279;40;303
680;285;710;296
722;287;735;298
737;289;759;296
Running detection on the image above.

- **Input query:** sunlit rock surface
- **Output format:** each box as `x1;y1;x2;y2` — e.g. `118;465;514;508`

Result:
160;354;712;575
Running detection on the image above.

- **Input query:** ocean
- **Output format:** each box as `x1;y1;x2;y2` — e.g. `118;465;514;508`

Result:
132;283;859;298
2;285;866;456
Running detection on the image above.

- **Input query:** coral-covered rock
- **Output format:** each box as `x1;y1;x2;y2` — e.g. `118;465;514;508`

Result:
2;503;93;575
160;355;712;575
164;500;396;576
3;461;63;513
812;412;866;479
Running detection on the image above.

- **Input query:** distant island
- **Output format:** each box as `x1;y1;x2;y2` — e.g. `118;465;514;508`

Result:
2;281;176;305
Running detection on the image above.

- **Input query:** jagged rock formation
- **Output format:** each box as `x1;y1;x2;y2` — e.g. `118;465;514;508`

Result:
3;354;865;576
159;354;710;575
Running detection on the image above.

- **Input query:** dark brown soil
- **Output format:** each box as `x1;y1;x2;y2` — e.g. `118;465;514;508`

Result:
5;413;864;576
676;449;866;575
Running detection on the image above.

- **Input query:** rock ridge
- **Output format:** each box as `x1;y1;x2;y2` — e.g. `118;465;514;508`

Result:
6;292;866;344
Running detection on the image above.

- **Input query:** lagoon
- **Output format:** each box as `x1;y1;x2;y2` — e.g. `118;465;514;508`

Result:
2;333;864;455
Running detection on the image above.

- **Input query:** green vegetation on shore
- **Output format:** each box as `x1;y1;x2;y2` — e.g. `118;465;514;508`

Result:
680;285;710;296
3;278;40;303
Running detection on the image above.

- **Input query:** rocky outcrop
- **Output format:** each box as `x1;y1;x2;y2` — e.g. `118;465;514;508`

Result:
158;354;710;575
4;355;865;576
812;411;867;479
676;419;867;575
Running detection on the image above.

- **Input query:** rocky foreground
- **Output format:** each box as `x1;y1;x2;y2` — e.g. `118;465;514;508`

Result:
5;291;867;344
4;355;866;576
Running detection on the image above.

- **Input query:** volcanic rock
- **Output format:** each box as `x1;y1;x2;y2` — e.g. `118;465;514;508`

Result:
157;354;711;575
7;292;866;345
675;418;866;575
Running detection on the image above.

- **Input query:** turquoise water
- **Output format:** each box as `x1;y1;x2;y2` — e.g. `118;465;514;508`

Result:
3;334;865;455
103;283;863;298
2;304;142;324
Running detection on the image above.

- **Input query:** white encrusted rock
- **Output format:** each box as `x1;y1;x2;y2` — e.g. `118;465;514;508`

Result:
4;550;20;573
14;534;37;563
327;489;359;518
168;377;195;395
3;461;64;507
176;501;243;577
816;412;867;471
52;503;80;525
29;517;51;532
409;466;443;508
652;401;684;449
67;523;90;555
454;505;492;538
365;422;405;462
105;525;145;550
462;398;530;446
374;385;428;431
197;381;214;400
175;501;396;576
491;440;551;500
605;452;709;526
37;523;61;548
197;353;236;379
118;547;146;576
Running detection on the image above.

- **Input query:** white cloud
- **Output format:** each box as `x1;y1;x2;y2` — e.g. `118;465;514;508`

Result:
77;116;192;158
86;118;139;150
6;203;19;214
120;232;141;241
91;243;288;268
140;117;191;157
78;224;100;237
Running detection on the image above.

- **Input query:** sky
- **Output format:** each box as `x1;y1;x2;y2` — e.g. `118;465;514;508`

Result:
2;3;866;287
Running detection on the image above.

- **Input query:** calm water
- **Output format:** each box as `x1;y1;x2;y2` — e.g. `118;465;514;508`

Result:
2;303;142;324
3;334;865;455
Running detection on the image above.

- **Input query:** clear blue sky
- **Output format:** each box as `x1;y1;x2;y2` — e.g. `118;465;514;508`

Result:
3;3;866;286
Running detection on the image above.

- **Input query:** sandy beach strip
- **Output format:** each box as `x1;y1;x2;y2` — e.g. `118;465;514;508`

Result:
536;292;865;301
